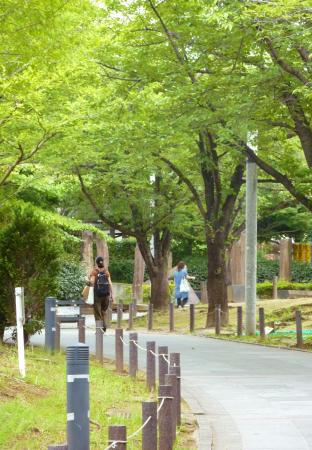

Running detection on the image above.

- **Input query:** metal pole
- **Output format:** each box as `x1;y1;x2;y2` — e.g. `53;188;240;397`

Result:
115;328;124;373
158;385;173;450
108;425;126;450
237;306;243;336
95;320;103;364
66;344;89;450
245;157;257;335
78;317;85;344
147;303;153;331
169;303;174;332
190;304;195;332
142;401;157;450
129;332;138;378
146;341;156;392
158;345;168;386
45;297;57;352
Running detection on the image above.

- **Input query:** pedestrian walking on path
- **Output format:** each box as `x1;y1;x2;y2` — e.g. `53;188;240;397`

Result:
173;261;195;308
89;256;113;332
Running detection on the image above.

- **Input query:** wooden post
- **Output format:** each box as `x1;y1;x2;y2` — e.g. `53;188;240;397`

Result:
237;306;243;336
165;373;177;441
95;320;103;364
296;310;303;348
108;425;126;450
190;304;195;332
115;328;124;373
117;302;123;329
81;230;94;275
128;303;133;331
142;401;157;450
279;238;292;281
169;365;181;427
146;341;156;392
215;304;221;335
259;307;265;339
158;385;173;450
169;303;174;332
55;316;61;352
78;317;85;344
273;276;278;299
200;281;208;304
158;345;169;386
129;332;138;378
147;303;153;331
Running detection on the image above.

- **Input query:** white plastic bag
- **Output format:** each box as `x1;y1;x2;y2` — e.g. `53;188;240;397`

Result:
180;278;190;293
86;286;94;305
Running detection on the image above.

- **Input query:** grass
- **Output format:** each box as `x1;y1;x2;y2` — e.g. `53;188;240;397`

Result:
0;344;196;450
129;298;312;350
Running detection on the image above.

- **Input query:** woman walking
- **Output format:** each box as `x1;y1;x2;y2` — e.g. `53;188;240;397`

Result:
173;261;195;308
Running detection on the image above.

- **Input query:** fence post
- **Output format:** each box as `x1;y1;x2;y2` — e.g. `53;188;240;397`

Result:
296;310;303;348
78;317;85;344
158;385;173;450
273;276;278;299
45;297;57;352
215;304;221;335
147;303;153;331
129;332;138;378
142;401;157;450
107;298;113;324
158;345;169;386
95;320;103;364
108;425;126;450
169;365;181;427
165;374;177;442
115;328;124;373
259;307;265;339
146;341;156;392
55;316;61;352
237;306;243;337
190;304;195;332
128;303;133;331
169;303;174;332
117;303;123;328
66;344;89;450
169;352;180;368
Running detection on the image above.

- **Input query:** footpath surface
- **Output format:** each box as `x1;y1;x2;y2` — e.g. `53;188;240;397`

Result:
30;323;312;450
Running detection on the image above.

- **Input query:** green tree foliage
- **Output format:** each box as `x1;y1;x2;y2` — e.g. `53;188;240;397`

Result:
0;204;62;341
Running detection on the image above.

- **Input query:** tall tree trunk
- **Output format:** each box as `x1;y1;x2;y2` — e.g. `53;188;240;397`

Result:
205;239;229;327
150;258;170;309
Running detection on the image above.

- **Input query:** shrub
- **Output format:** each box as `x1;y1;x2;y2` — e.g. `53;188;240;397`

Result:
109;259;134;283
0;205;62;342
257;257;312;283
108;238;136;260
56;261;86;300
257;281;312;298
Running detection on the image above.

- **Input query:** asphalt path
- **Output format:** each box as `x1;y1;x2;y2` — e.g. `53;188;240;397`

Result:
30;324;312;450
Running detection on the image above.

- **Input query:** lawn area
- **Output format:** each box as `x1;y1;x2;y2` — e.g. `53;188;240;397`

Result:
0;344;196;449
131;298;312;350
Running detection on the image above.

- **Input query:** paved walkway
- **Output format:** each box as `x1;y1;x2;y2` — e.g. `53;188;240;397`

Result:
29;324;312;450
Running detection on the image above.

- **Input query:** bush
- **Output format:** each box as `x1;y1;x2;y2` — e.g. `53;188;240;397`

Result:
108;238;136;260
0;204;62;341
109;259;134;283
257;257;312;283
56;261;86;300
257;281;312;298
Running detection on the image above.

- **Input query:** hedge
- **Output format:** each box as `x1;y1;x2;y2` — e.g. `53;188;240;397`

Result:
257;281;312;298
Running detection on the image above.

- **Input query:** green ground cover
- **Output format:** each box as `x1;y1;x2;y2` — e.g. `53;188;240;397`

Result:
0;345;196;449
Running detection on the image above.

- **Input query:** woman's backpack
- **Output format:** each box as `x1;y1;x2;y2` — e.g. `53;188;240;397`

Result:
95;271;110;297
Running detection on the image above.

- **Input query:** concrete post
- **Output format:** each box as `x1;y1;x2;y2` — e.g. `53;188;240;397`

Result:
129;332;138;378
146;341;156;392
78;317;85;344
237;306;243;336
66;344;89;450
190;304;195;332
259;307;265;339
273;276;278;299
45;297;57;352
158;345;169;386
215;304;221;335
158;385;173;450
115;328;124;373
142;401;157;450
169;303;174;332
296;310;303;348
55;316;61;352
169;365;181;426
108;425;126;450
147;303;153;331
165;373;177;441
95;320;103;364
245;158;257;335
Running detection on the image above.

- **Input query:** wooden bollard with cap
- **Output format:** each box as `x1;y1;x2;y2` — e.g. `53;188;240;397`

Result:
129;332;138;378
115;328;124;373
55;316;61;352
169;303;174;332
190;304;195;332
147;303;153;331
296;310;303;348
259;307;265;339
215;304;221;335
158;385;174;450
108;425;126;450
169;364;181;426
95;320;103;364
117;302;123;328
128;303;134;330
237;306;243;337
142;401;157;450
146;341;156;392
158;345;168;386
165;373;177;441
78;317;85;344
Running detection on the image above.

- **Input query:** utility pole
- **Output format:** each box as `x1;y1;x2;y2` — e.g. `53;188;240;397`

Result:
245;134;258;335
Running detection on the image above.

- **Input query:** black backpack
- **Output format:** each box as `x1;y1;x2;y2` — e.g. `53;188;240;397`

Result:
95;271;110;297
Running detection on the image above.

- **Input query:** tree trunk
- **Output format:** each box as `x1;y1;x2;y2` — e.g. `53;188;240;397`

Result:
205;239;229;327
150;261;170;310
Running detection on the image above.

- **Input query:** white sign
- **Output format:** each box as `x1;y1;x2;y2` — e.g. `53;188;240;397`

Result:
56;306;80;317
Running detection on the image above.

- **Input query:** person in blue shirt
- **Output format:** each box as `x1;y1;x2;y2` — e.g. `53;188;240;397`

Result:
173;261;195;308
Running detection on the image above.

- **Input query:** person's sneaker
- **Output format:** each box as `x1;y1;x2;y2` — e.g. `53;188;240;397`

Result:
101;325;107;333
